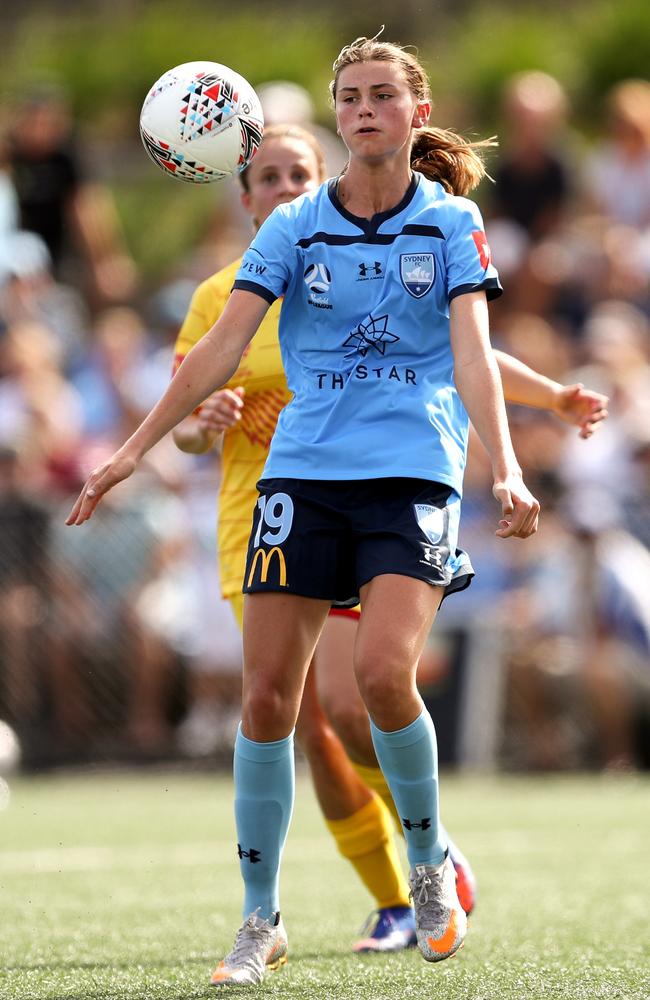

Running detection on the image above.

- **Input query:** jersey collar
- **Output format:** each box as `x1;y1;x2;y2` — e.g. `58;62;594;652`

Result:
328;172;420;236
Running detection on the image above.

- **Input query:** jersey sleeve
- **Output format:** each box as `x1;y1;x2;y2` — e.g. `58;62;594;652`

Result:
444;199;502;302
233;205;297;304
172;278;226;375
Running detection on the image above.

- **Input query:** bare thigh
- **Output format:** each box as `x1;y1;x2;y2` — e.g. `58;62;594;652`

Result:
354;574;444;731
241;591;330;741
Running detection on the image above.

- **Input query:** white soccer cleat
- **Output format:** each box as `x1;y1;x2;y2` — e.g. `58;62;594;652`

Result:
210;910;288;987
409;856;467;962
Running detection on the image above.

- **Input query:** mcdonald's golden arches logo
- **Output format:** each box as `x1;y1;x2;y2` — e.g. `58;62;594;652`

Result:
246;546;288;588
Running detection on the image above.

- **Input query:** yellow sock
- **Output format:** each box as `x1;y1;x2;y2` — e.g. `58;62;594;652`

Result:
325;794;410;910
352;762;402;832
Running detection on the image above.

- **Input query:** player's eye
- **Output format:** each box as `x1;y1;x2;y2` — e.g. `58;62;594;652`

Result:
261;172;278;184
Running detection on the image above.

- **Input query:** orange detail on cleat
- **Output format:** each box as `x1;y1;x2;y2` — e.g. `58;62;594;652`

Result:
426;909;459;955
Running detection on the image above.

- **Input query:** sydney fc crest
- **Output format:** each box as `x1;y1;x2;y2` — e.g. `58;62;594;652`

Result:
414;503;446;544
400;253;435;298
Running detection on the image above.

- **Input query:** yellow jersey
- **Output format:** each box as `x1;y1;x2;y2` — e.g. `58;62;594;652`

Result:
173;259;291;599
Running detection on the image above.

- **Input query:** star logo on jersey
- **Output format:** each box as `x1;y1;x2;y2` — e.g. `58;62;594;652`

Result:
400;253;435;298
342;314;400;358
471;230;492;270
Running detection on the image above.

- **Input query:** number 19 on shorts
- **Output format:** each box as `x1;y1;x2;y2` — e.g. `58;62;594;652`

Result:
246;492;294;588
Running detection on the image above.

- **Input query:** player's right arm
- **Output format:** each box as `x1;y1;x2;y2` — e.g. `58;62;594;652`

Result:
66;289;269;525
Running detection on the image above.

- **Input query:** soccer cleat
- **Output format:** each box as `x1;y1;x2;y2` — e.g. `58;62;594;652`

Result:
448;841;477;916
210;910;288;987
408;856;467;962
352;905;417;953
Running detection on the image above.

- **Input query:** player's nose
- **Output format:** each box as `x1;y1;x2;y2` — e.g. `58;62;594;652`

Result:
357;95;374;117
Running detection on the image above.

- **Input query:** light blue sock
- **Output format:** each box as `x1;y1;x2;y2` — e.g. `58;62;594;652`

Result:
369;708;447;868
234;725;295;920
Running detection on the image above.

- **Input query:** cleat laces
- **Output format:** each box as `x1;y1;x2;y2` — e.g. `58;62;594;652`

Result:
409;864;447;929
222;912;274;976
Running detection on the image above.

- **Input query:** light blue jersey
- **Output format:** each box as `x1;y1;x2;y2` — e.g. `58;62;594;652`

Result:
234;172;501;494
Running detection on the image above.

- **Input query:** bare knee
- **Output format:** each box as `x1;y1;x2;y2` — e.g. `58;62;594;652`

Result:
354;652;420;731
242;679;297;741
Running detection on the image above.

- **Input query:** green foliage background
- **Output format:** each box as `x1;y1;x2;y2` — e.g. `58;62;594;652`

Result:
1;0;648;281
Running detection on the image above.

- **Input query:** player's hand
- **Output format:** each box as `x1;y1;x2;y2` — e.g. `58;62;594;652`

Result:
553;383;609;439
197;386;245;433
66;450;138;525
493;473;540;539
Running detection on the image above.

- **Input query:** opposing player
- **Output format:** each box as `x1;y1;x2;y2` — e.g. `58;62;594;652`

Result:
67;33;604;987
172;123;608;958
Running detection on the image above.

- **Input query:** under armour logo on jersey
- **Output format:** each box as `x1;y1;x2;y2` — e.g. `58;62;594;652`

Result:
358;261;382;278
342;314;399;358
237;844;261;863
402;817;431;831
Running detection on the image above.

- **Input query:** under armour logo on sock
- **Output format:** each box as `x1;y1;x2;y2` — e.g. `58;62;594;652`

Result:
402;817;431;831
237;844;261;863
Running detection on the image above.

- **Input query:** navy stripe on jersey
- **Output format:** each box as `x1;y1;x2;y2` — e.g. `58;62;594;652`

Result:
295;224;445;249
234;279;277;304
449;277;502;302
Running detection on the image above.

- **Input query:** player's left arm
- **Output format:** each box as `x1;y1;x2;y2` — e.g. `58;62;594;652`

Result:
495;350;609;439
450;291;540;539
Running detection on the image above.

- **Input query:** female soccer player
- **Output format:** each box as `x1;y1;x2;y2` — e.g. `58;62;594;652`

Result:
67;33;599;986
172;123;608;960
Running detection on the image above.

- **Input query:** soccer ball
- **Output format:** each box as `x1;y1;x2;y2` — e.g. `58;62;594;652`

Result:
139;61;264;183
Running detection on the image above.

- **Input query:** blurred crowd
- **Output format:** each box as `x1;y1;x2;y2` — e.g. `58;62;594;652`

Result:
0;74;649;771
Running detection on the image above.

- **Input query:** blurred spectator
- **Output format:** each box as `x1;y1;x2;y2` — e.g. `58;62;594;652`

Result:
585;79;650;229
257;80;347;175
136;481;244;758
0;318;84;495
5;85;138;306
46;488;181;754
0;229;89;369
561;301;650;512
500;491;650;771
491;71;572;241
71;306;155;440
0;445;50;739
0;136;18;250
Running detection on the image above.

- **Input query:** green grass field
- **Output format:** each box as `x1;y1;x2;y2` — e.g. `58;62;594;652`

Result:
1;769;648;1000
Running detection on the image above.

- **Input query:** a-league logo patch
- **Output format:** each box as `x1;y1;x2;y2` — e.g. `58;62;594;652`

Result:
400;253;435;298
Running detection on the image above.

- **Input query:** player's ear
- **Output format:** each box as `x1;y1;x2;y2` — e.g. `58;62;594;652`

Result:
412;101;431;129
240;189;260;227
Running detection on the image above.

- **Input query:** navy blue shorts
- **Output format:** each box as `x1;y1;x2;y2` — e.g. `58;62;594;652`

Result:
242;477;474;608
